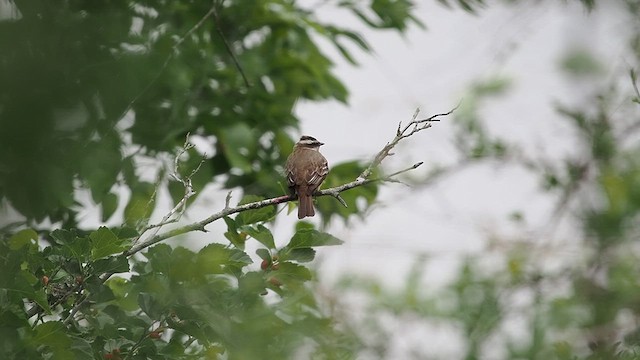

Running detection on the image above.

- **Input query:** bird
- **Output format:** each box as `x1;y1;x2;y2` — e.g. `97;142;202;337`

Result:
285;135;329;219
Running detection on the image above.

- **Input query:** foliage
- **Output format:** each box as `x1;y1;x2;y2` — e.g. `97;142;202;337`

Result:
0;0;417;225
2;0;638;359
0;0;421;359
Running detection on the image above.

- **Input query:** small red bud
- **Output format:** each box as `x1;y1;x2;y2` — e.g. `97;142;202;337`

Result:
260;259;270;270
41;276;49;286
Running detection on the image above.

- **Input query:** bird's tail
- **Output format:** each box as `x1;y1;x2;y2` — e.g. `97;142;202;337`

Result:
297;193;315;219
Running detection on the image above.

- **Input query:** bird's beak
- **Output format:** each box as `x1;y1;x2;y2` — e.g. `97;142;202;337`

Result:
319;142;325;146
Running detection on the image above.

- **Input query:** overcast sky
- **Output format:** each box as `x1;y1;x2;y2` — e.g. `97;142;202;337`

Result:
286;1;631;286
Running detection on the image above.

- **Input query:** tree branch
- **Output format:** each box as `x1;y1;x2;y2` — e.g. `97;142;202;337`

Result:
358;105;458;180
133;134;203;246
56;108;453;324
126;107;454;256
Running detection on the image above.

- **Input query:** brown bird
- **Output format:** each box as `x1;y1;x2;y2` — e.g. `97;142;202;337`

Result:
285;135;329;219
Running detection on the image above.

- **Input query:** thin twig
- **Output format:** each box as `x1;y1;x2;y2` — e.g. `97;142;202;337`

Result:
211;1;251;87
359;105;458;180
133;134;203;247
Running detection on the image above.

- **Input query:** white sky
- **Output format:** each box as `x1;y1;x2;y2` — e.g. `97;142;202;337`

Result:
283;2;634;357
286;1;630;285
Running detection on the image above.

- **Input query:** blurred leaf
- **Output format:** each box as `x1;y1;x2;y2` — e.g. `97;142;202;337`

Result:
101;192;119;222
90;226;129;260
285;247;316;263
223;216;246;249
32;322;73;360
560;48;603;77
316;161;378;224
81;137;122;204
219;123;256;173
239;224;275;249
270;262;312;283
197;243;252;276
106;277;138;312
256;248;271;261
236;195;276;225
8;228;37;250
93;256;129;274
124;182;156;228
138;292;164;320
285;228;343;249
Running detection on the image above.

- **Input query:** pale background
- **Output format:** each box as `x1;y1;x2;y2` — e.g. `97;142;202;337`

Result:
180;2;630;292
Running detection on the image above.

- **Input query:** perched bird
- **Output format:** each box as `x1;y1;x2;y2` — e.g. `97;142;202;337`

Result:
285;135;329;219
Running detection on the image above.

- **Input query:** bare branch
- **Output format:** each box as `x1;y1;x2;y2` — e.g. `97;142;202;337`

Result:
134;134;203;246
358;106;457;180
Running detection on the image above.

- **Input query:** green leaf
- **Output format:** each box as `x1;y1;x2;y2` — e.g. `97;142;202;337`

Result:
236;195;276;225
50;229;76;244
62;237;91;263
93;256;130;274
124;181;156;227
32;288;52;315
70;336;93;359
8;228;37;250
106;277;138;311
315;161;378;224
32;322;74;360
256;248;271;261
90;226;129;260
138;292;164;319
197;244;252;276
224;216;246;249
560;48;603;78
239;224;275;249
101;192;118;222
286;248;316;263
114;226;139;239
81;137;122;204
219;123;256;172
85;281;115;303
271;262;312;283
223;216;237;232
295;221;315;231
286;229;343;249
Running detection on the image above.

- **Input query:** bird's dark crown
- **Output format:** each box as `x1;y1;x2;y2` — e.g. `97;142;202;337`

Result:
297;135;324;148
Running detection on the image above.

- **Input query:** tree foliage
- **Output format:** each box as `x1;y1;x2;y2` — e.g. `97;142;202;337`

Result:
0;0;421;358
2;0;640;359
